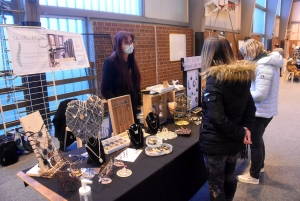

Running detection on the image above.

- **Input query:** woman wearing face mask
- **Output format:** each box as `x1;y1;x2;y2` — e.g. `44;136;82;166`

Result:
101;31;141;137
237;39;283;185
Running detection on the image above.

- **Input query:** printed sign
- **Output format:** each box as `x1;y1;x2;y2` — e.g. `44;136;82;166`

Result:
6;27;90;75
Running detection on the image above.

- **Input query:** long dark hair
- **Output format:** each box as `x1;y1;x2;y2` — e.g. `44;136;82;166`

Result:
112;31;141;92
201;35;236;72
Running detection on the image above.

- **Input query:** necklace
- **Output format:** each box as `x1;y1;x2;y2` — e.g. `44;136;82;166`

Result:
147;113;157;123
146;113;158;130
127;125;142;145
85;138;103;163
129;124;139;134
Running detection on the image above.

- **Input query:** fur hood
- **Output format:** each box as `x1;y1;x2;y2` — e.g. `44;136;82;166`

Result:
202;60;257;83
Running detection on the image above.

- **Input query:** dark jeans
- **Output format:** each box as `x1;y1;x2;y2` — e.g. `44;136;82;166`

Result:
250;116;273;179
203;153;238;201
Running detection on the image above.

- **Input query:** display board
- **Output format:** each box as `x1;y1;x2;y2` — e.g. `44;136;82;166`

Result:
169;34;186;62
181;56;201;109
6;27;90;75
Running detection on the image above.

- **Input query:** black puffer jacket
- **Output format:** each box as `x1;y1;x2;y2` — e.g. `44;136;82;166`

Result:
200;61;256;156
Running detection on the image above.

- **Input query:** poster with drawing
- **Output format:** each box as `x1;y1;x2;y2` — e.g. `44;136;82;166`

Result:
6;27;89;75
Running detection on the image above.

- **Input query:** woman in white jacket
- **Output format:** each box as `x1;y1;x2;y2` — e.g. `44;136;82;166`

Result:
237;39;283;184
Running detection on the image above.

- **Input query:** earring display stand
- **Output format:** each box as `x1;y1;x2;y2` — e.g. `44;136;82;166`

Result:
181;56;201;109
108;95;135;136
19;111;58;177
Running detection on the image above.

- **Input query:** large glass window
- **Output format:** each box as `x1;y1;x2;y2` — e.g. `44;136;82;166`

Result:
276;0;281;16
39;0;142;16
256;0;266;8
253;7;266;34
40;17;90;112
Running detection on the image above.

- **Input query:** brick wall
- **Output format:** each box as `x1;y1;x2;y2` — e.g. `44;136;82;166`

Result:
92;21;193;97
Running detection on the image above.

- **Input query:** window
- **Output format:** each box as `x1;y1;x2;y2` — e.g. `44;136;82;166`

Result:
253;7;266;35
0;15;25;135
0;16;91;135
0;15;13;24
256;0;266;8
39;0;142;16
40;17;90;112
276;0;281;16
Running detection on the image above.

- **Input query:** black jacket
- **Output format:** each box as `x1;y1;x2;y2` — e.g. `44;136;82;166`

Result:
200;61;256;155
52;99;77;150
101;54;141;122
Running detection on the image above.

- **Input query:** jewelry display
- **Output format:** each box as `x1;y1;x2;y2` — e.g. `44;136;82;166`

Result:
146;136;163;148
68;154;86;164
191;116;202;125
48;151;80;191
145;112;160;134
156;127;177;140
20;113;60;178
181;57;201;109
65;95;107;167
101;136;130;155
145;143;173;157
81;168;100;179
85;137;106;167
175;127;192;135
113;149;128;167
98;159;114;184
66;95;104;142
174;94;191;126
127;124;144;149
116;165;132;177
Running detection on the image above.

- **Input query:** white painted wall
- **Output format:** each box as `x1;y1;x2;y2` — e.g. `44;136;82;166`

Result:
144;0;188;23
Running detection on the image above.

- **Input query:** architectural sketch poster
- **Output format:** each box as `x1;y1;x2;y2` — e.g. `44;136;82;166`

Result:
6;27;89;75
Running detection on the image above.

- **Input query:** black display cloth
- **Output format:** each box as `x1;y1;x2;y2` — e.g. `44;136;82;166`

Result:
22;123;207;201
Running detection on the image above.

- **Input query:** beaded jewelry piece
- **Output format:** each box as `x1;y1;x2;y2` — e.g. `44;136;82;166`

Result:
127;124;143;149
146;112;159;134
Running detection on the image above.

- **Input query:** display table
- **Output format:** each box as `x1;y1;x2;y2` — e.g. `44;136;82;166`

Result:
17;123;207;201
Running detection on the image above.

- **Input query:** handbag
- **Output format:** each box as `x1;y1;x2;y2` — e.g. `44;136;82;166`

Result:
0;135;19;166
145;112;160;134
14;130;34;153
85;137;106;167
127;124;144;149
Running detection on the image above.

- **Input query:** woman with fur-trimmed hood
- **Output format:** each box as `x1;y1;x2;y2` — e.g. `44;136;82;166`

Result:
199;35;256;201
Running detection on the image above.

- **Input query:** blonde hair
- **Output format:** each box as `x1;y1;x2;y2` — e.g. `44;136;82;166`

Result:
201;35;236;73
240;39;266;60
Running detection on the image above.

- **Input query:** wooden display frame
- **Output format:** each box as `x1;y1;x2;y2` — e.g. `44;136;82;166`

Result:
142;88;185;128
19;111;57;177
107;95;134;136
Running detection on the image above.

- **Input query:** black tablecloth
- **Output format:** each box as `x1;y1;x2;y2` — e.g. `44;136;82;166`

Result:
23;123;207;201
